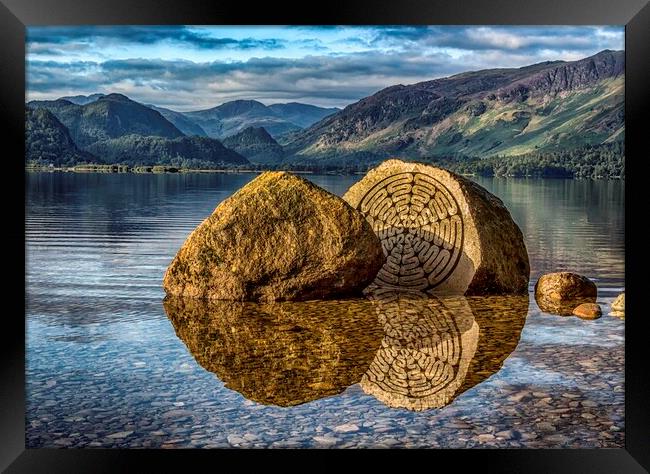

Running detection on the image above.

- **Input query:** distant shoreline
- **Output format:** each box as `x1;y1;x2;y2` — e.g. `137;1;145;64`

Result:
24;164;623;179
23;165;355;176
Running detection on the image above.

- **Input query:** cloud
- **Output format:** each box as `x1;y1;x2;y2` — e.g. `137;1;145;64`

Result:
369;26;624;54
27;26;284;53
27;52;462;109
26;26;624;110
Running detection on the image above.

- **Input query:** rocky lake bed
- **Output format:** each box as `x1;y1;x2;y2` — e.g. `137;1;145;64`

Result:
26;170;625;449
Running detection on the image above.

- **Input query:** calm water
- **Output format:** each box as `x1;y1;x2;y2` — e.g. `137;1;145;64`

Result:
25;172;624;448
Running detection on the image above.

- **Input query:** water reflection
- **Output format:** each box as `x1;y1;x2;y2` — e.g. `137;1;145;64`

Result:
362;289;529;410
164;297;383;407
165;291;529;410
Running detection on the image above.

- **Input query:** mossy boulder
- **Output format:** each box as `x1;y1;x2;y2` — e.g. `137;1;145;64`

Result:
163;171;384;301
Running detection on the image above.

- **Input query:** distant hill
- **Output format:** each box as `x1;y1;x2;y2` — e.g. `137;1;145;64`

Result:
24;50;625;176
85;134;250;168
27;93;185;147
59;93;105;105
184;99;302;139
283;50;624;166
25;107;96;166
146;104;208;137
221;127;284;164
267;103;340;128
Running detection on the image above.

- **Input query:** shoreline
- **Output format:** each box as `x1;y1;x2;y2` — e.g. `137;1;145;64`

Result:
24;165;624;179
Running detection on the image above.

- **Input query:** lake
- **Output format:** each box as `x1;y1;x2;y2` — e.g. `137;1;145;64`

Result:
25;172;624;448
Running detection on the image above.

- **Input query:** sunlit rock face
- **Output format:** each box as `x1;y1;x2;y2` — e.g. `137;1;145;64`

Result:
343;159;530;295
163;171;384;302
163;296;383;407
360;289;529;411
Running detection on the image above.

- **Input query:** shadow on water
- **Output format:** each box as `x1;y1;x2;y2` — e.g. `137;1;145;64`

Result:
164;291;529;411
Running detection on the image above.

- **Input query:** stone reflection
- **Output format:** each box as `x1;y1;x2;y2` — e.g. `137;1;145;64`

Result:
361;288;529;411
163;297;383;407
164;291;528;411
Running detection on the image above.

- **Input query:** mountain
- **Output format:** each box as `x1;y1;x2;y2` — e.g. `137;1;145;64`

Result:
221;127;284;164
146;104;208;137
26;93;185;148
59;93;105;105
184;99;301;139
25;107;96;166
284;50;624;165
85;135;250;168
267;103;340;128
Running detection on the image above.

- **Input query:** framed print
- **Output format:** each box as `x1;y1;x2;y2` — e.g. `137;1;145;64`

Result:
2;0;648;471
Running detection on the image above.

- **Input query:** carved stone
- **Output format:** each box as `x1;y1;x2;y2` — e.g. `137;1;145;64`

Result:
343;159;530;295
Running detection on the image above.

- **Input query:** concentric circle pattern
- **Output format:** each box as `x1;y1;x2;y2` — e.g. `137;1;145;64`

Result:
359;172;464;290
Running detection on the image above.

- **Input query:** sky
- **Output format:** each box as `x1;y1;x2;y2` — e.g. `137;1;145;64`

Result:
26;25;624;111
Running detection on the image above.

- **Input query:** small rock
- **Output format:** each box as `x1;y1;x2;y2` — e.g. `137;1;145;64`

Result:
536;422;556;432
227;434;245;445
573;303;602;320
611;293;625;312
544;434;569;444
107;431;133;439
312;436;338;445
534;272;597;315
446;420;473;429
333;423;359;433
610;293;625;317
477;434;495;442
161;409;193;419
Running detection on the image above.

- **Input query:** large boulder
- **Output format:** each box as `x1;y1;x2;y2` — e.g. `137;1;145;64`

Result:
534;272;597;315
163;171;384;301
342;159;529;295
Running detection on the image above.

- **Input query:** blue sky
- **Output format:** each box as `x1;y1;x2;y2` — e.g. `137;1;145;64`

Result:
26;26;624;111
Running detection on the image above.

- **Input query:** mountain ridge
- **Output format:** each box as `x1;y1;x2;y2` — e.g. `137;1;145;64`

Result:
283;49;624;163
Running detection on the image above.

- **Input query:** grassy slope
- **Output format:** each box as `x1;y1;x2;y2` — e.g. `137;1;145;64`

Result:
299;76;623;159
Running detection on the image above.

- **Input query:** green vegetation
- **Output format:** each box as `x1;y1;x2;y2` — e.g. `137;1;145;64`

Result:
25;107;96;166
431;142;625;178
84;134;249;167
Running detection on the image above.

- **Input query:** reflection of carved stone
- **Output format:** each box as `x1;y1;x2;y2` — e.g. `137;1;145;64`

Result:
360;289;529;411
343;159;530;295
163;296;382;407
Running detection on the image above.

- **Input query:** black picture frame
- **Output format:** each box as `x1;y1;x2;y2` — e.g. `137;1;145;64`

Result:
2;0;647;471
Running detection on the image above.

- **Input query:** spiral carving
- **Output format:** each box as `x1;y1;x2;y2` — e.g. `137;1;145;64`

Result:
359;172;463;291
360;289;476;410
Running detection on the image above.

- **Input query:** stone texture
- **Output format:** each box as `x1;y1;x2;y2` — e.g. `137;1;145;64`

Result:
610;292;625;317
359;290;529;411
163;171;384;301
534;272;597;316
163;296;383;407
573;303;602;320
342;159;529;295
